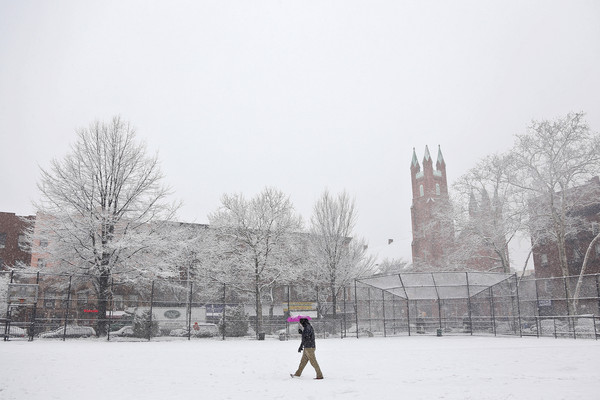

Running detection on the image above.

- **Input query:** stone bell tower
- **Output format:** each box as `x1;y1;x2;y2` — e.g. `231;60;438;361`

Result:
410;145;454;269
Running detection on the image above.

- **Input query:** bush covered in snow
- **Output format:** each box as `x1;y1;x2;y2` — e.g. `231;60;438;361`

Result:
133;310;160;338
219;305;249;337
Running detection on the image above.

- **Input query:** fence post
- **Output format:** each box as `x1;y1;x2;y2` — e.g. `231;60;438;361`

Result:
514;274;522;337
534;277;541;338
466;272;473;336
382;290;386;338
489;287;496;337
286;285;290;340
595;274;600;317
563;276;574;336
431;273;442;331
222;283;226;341
367;287;372;333
343;286;347;338
354;280;359;339
62;275;72;341
148;281;155;341
187;281;193;341
107;278;114;342
316;286;320;320
29;272;40;341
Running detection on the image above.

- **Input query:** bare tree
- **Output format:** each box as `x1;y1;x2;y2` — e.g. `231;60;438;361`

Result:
310;190;375;318
508;112;600;309
451;153;525;272
208;187;303;336
28;116;179;335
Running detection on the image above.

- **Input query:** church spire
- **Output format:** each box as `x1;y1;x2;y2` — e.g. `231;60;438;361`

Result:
411;147;419;168
436;145;445;167
423;145;431;162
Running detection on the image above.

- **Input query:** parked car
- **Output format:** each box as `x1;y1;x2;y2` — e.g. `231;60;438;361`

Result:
109;325;134;337
40;325;96;338
3;325;26;338
170;322;218;338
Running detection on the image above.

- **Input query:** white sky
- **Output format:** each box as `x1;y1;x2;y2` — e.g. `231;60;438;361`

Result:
1;1;599;266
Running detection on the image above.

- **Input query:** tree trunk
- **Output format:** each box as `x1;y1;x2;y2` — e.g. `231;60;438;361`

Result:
573;233;600;313
96;271;110;337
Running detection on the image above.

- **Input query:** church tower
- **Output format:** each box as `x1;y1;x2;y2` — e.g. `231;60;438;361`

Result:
410;145;454;269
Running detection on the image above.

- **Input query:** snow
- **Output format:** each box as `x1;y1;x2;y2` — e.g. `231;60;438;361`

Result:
2;336;599;400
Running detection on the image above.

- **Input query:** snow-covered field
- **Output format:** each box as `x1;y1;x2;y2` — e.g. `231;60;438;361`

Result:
2;336;599;400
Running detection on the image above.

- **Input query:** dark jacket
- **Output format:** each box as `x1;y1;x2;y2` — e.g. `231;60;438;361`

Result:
300;321;316;349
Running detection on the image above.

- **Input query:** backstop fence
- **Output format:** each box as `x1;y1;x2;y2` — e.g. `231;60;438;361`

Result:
1;270;599;341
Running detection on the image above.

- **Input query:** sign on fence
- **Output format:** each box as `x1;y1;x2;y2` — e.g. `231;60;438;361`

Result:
7;283;39;306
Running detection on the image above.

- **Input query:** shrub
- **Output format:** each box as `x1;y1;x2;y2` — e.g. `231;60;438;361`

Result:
219;305;249;337
133;309;159;338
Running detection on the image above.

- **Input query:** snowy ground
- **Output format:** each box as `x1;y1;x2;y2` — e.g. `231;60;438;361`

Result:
1;335;599;400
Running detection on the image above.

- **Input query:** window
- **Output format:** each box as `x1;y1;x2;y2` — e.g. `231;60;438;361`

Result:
593;222;600;235
37;258;46;268
44;292;56;309
77;292;89;306
541;254;548;266
40;239;48;248
112;295;124;310
0;258;3;269
0;232;6;249
419;185;424;197
436;183;441;196
18;234;27;250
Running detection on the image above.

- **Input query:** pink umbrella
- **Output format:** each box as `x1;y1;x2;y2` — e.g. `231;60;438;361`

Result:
286;315;312;322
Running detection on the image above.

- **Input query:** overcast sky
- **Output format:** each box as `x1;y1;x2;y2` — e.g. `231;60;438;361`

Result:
1;1;599;266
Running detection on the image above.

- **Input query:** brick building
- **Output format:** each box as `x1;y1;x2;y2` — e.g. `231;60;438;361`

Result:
410;145;454;269
0;212;35;270
532;176;600;278
409;147;508;272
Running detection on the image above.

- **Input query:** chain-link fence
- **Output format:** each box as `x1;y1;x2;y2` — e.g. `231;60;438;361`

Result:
355;272;600;340
1;271;354;342
2;270;599;341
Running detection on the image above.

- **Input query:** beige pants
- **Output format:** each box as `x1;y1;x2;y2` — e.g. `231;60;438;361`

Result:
294;347;323;378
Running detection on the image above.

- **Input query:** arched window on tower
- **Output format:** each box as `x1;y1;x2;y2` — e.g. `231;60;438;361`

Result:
436;183;440;196
419;185;424;197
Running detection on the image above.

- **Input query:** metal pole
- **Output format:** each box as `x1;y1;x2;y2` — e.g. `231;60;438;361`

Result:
29;272;40;341
563;276;574;337
466;272;473;336
398;274;410;336
431;273;442;330
354;280;359;339
222;283;226;341
382;290;387;338
343;287;347;338
489;287;496;336
316;286;320;320
187;281;193;341
107;278;114;342
534;277;541;338
148;281;155;341
62;276;72;341
368;287;372;333
563;275;571;316
514;274;522;337
286;285;290;340
595;274;600;318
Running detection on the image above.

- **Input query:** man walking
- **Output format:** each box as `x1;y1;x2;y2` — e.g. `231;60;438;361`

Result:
291;317;324;379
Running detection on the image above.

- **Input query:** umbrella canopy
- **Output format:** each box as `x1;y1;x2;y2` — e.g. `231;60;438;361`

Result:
286;315;312;322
